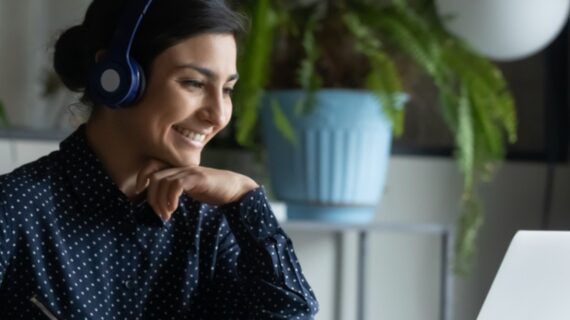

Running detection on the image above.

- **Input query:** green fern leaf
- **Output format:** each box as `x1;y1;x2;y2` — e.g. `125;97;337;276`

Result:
456;85;475;192
343;13;404;135
271;99;298;146
366;54;405;136
234;0;279;147
454;195;484;276
296;15;323;115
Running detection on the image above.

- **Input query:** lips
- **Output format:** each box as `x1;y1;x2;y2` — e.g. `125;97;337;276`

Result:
172;125;206;143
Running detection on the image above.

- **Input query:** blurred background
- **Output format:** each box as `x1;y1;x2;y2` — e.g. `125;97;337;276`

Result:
1;1;569;319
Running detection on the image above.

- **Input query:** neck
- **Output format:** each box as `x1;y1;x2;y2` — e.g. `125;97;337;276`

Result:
85;112;146;202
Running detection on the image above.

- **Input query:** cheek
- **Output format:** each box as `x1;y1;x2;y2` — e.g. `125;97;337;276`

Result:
119;103;176;143
222;103;233;128
139;89;188;127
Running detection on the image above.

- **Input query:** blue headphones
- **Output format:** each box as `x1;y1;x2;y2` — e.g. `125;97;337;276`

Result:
87;0;155;108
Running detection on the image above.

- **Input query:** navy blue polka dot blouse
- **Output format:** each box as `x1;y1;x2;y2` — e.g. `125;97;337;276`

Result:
0;125;319;319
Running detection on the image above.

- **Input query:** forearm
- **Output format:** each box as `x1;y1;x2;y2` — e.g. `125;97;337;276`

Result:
220;187;319;318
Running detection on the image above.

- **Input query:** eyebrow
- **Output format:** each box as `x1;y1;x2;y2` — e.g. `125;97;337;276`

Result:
175;63;239;82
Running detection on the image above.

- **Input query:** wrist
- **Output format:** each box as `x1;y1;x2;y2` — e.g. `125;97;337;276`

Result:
234;176;259;202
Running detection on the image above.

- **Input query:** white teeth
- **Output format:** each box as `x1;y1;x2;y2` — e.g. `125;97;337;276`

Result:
174;126;206;143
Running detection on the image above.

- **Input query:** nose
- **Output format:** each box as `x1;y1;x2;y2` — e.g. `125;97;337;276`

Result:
198;89;228;127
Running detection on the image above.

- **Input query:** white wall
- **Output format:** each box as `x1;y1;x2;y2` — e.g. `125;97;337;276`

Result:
0;0;88;130
2;137;566;320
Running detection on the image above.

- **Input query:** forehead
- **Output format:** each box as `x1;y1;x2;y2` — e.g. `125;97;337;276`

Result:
152;33;237;76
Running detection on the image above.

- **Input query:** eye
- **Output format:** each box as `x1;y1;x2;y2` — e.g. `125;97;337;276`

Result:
180;80;205;89
223;87;235;96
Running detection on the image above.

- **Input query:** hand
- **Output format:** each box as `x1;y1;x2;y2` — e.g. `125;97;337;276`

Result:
135;158;259;222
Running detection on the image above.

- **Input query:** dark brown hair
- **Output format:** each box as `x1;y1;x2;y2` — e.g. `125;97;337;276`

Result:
53;0;246;105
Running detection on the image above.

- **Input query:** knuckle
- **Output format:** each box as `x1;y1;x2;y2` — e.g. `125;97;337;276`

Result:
172;179;183;188
149;173;160;183
194;171;207;180
165;176;182;188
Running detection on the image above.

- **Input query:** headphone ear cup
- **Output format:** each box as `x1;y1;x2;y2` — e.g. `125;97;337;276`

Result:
86;0;154;108
87;57;140;108
133;62;146;104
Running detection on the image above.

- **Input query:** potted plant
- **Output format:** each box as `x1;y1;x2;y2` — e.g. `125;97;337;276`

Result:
231;0;516;274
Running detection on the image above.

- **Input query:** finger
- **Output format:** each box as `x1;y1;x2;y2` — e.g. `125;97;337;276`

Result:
165;178;184;219
136;158;170;194
170;169;201;196
158;177;174;220
147;171;174;220
147;171;162;220
169;169;216;204
150;169;186;221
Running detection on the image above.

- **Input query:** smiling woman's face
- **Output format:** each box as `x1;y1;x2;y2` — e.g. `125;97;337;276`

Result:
115;33;238;167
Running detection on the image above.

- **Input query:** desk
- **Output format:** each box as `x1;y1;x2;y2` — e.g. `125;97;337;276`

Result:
283;220;454;320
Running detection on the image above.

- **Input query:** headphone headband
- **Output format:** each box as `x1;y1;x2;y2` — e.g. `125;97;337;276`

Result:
87;0;155;108
109;0;154;61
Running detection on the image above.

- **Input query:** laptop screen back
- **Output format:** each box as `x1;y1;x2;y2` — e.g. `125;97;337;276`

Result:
478;231;570;320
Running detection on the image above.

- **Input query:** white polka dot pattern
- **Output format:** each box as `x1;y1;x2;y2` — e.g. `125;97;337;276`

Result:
0;125;319;319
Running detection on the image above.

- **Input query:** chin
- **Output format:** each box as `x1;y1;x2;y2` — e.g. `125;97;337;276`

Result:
159;143;203;167
176;153;201;167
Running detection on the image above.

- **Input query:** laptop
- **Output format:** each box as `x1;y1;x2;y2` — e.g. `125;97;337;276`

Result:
478;231;570;320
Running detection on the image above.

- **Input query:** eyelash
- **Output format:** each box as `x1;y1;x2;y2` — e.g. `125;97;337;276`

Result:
181;80;234;96
182;80;204;89
224;87;235;96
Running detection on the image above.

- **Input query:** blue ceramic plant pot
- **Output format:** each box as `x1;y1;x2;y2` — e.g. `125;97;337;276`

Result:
261;89;394;223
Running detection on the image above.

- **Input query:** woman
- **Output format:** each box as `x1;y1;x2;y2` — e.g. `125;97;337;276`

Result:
0;0;319;319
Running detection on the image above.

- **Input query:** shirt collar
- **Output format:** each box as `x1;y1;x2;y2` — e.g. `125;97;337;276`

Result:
59;124;147;212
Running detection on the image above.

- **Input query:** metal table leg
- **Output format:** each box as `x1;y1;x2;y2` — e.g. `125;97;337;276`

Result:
334;231;343;320
441;230;454;320
357;231;368;320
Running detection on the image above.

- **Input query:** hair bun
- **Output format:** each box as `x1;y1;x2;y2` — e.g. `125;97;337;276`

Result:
53;25;90;92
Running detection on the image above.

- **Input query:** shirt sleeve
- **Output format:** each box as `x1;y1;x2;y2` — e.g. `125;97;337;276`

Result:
196;186;319;319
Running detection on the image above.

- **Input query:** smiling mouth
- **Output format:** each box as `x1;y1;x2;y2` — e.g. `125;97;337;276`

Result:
172;125;206;143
